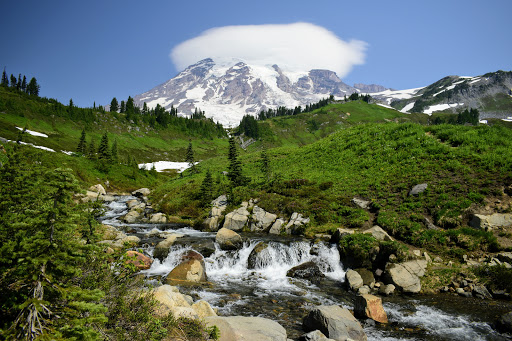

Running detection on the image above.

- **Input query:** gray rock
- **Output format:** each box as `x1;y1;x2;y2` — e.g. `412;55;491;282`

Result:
497;252;512;264
205;316;287;341
154;235;180;260
358;286;371;295
269;218;286;235
346;269;364;291
385;260;427;294
379;284;396;296
287;261;325;283
284;212;310;235
216;228;243;251
362;226;393;241
204;195;229;231
132;187;150;198
122;210;141;223
303;305;367;341
247;242;269;269
497;311;512;333
470;213;512;231
473;285;492;299
352;198;370;210
89;184;106;195
355;268;375;287
223;207;250;231
149;212;167;224
409;183;428;196
251;206;277;232
330;228;355;244
299;330;334;341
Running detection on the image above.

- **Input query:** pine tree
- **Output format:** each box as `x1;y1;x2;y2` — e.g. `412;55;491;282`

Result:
120;100;125;113
227;136;244;187
21;75;27;92
27;77;40;96
110;97;119;112
87;138;96;160
10;74;16;88
199;169;214;205
1;68;8;86
77;129;87;154
97;132;110;162
16;73;22;90
185;141;196;173
260;147;271;181
110;139;118;164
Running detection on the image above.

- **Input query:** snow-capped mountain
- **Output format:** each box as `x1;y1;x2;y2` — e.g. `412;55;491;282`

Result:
134;58;358;126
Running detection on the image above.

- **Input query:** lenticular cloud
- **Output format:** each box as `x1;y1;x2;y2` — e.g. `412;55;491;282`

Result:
170;22;367;78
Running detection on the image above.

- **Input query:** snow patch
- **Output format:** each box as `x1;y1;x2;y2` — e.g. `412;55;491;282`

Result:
424;103;464;115
401;102;415;113
373;87;424;104
138;161;197;173
502;117;512;122
479;120;488;124
16;127;48;138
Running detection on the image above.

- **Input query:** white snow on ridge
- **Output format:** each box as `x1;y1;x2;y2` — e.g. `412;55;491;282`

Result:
373;87;424;104
16;127;48;138
424;103;464;115
138;161;197;173
400;102;415;113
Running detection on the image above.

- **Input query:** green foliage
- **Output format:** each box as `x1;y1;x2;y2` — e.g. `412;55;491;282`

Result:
238;115;259;138
77;128;87;154
474;265;512;293
227;136;245;187
199;168;214;206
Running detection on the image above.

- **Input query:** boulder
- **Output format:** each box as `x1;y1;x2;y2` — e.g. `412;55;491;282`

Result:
269;218;286;235
180;250;204;262
122;210;141;223
345;269;364;291
203;195;229;231
100;224;118;240
497;311;512;333
473;285;492;299
299;330;334;341
285;212;310;235
498;252;512;264
117;235;140;247
152;285;197;318
124;250;152;270
355;268;375;287
205;316;287;341
363;226;393;241
251;206;277;232
191;300;217;318
352;198;370;210
132;187;150;198
153;235;180;260
303;305;367;341
354;294;388;324
470;213;512;231
384;260;427;294
223;207;250;231
358;286;371;295
89;184;106;195
409;183;428;196
330;228;356;244
126;199;140;209
204;216;221;232
149;212;167;224
216;228;243;250
165;259;207;286
379;284;395;296
287;261;325;283
247;242;269;269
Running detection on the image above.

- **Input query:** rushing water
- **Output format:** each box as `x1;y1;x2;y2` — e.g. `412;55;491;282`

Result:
102;196;512;340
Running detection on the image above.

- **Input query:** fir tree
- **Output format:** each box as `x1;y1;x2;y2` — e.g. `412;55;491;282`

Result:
27;77;40;96
87;138;96;160
21;75;27;92
185;141;196;173
227;136;244;187
10;74;16;88
16;73;22;90
110;139;118;164
77;129;87;154
110;97;119;112
199;168;214;205
260;147;271;181
120;100;125;113
97;132;111;162
1;68;8;86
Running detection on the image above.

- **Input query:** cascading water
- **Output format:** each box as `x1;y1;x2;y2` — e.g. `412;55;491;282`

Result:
104;196;511;341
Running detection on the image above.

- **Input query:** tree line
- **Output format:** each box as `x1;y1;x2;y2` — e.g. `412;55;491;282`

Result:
1;67;40;96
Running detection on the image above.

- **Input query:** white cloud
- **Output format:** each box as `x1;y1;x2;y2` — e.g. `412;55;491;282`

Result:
170;22;367;78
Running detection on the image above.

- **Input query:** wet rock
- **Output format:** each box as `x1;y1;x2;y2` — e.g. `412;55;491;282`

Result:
355;268;375;287
181;249;204;262
358;286;371;295
248;242;269;269
147;228;161;237
456;288;472;298
149;212;167;224
251;206;277;232
205;316;287;341
191;300;217;318
269;218;286;235
122;210;141;223
285;212;310;235
345;269;364;291
379;284;395;296
124;250;152;270
330;228;355;244
470;213;512;231
354;294;388;324
299;330;334;341
223;207;250;231
384;260;427;294
286;261;325;283
303;305;367;341
116;235;140;248
126;199;140;209
497;311;512;333
89;184;106;195
362;225;393;241
132;187;150;198
409;183;428;196
473;285;492;299
154;235;180;260
203;195;229;231
165;258;207;286
216;227;243;251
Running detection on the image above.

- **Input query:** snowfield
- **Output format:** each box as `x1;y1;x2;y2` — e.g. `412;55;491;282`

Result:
16;127;48;138
423;103;464;115
138;161;197;173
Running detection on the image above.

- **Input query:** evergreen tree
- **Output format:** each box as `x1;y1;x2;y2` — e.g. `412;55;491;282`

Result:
16;73;22;90
10;74;16;88
77;129;87;154
110;97;119;112
185;141;196;173
87;139;96;160
260;147;271;181
199;169;214;205
110;139;118;163
227;136;244;187
120;100;125;113
1;68;8;86
21;75;27;92
27;77;40;96
97;132;111;162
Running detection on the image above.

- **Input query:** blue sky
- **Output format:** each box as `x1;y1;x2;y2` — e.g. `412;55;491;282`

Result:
1;0;510;107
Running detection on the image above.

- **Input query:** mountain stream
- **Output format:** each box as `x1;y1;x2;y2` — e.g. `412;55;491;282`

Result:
101;196;511;340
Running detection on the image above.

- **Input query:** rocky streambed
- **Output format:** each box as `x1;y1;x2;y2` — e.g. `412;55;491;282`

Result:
97;193;512;340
